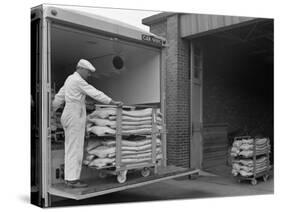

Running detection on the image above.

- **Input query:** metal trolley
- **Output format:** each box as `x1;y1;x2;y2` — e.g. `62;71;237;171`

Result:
233;136;270;185
88;105;166;183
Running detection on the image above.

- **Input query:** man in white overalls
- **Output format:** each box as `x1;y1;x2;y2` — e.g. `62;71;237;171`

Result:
52;59;123;188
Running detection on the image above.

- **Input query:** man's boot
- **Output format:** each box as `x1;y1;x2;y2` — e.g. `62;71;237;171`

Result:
65;180;88;188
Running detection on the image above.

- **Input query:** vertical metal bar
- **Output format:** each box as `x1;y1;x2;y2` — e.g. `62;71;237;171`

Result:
151;108;157;166
161;123;167;167
200;44;203;133
41;15;47;207
36;17;43;206
189;41;203;169
253;138;256;178
266;138;270;174
189;40;194;168
115;107;122;169
160;49;167;167
46;19;52;208
41;10;51;207
199;44;203;168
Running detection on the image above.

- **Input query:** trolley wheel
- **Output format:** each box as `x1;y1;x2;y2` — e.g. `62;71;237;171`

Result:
251;179;257;185
141;167;151;177
263;175;269;182
117;171;127;184
99;172;107;179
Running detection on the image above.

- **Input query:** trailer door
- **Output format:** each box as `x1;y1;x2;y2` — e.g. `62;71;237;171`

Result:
190;41;203;169
31;14;42;205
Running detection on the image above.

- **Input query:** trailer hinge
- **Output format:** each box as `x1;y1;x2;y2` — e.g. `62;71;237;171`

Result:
46;84;51;91
36;84;40;92
47;128;51;138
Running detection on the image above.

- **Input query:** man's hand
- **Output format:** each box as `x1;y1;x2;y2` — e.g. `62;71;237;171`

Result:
110;100;124;107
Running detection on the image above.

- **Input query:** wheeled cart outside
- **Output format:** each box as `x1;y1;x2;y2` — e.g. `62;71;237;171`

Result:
232;136;271;185
236;170;270;185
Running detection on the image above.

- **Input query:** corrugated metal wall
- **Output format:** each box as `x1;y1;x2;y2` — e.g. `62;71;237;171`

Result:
180;14;255;37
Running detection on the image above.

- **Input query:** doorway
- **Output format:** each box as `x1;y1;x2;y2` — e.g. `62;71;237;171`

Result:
191;19;273;175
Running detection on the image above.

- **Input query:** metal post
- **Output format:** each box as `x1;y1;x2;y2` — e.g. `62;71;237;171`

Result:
34;16;43;206
266;138;270;174
160;112;166;167
41;10;52;207
115;107;122;169
253;138;256;179
151;108;157;173
160;48;167;167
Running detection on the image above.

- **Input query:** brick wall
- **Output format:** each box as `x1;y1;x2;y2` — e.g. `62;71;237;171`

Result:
148;15;191;168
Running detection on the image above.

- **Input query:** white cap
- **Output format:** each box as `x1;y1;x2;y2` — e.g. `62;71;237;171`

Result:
77;59;96;72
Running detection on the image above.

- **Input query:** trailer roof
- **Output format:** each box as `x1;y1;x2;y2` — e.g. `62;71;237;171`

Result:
36;5;167;47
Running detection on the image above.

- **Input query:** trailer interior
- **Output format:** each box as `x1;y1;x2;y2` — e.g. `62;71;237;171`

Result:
48;21;197;203
51;24;162;106
196;19;274;174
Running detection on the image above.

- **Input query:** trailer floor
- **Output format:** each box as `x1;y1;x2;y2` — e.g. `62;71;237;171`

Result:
49;166;198;201
51;166;273;207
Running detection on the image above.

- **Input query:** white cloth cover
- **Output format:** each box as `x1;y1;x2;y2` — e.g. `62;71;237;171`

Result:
86;139;102;152
88;154;163;168
87;126;116;136
88;144;161;158
87;118;155;130
232;156;269;176
88;158;115;168
102;138;161;147
108;115;153;122
230;138;270;157
87;125;162;136
88;108;162;119
87;117;154;127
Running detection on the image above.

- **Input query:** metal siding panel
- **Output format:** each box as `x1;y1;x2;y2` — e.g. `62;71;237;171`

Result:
197;15;203;33
197;15;209;33
208;15;216;30
180;15;186;37
216;15;225;28
239;16;254;22
204;15;211;31
224;16;233;26
187;15;194;36
180;14;256;37
190;14;198;35
180;14;190;37
232;16;240;24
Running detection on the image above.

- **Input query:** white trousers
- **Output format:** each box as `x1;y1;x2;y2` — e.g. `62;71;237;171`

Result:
61;103;86;181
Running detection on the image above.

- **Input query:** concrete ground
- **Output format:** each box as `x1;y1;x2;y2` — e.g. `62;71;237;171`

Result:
52;165;273;207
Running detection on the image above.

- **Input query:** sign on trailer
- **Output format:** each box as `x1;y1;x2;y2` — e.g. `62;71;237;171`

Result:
142;34;165;46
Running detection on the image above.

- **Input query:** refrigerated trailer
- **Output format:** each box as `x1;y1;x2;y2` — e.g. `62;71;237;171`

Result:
31;5;199;207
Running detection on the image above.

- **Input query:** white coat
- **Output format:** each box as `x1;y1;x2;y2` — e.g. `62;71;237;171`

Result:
52;72;112;181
